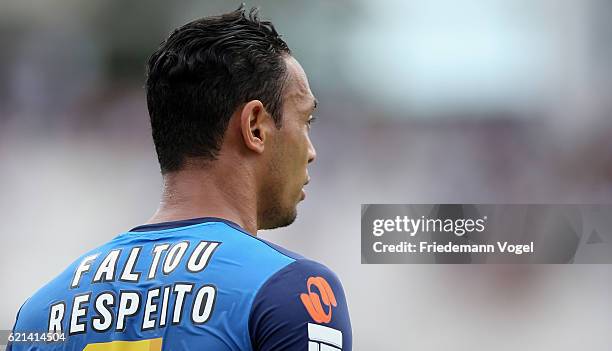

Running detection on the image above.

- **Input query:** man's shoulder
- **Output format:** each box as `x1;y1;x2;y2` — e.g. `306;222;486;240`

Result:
248;235;306;261
244;236;344;291
247;249;351;351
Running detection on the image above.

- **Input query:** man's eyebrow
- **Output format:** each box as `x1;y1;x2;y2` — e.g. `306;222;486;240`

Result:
312;98;318;111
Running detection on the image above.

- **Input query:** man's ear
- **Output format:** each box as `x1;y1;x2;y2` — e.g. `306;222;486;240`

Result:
239;100;274;154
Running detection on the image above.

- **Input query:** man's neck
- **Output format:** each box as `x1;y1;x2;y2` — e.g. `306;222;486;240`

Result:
147;167;259;235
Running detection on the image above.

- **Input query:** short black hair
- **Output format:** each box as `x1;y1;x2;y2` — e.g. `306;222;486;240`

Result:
145;6;291;173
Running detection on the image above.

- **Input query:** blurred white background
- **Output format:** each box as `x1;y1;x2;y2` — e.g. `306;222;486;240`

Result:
1;0;611;349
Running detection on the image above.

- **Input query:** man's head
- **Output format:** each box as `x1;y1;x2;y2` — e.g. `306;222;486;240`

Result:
145;7;317;230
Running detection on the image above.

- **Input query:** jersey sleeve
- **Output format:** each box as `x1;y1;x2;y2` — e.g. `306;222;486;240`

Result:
248;259;352;351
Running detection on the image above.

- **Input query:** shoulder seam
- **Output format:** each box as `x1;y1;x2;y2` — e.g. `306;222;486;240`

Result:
219;222;302;261
247;259;302;349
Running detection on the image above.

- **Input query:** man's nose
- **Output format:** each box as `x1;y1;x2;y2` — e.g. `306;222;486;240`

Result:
307;138;316;164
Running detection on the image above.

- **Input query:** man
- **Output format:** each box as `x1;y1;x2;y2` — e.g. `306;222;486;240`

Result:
8;7;352;351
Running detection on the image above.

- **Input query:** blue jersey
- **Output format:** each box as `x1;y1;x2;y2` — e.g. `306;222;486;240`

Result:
9;218;352;351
